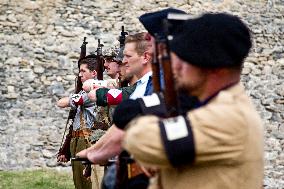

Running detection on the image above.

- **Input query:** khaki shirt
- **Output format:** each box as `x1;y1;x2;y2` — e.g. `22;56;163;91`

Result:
123;83;264;189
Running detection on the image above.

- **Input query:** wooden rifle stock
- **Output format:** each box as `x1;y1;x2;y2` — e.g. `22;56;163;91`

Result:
152;36;161;92
157;40;179;117
96;39;104;80
154;19;180;117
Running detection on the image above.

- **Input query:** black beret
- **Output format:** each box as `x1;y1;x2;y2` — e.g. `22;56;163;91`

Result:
139;8;186;38
170;13;252;68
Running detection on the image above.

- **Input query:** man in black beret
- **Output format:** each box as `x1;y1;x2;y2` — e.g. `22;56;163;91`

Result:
139;7;186;38
122;13;264;189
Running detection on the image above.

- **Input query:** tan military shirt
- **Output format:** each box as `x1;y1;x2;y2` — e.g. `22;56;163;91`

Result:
123;83;264;189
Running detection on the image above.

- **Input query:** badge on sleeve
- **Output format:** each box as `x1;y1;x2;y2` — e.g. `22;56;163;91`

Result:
163;115;189;141
137;93;167;116
141;93;161;107
107;89;123;105
71;94;84;106
159;115;195;166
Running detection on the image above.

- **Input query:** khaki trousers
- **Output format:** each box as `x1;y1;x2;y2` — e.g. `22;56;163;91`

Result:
70;137;92;189
91;164;105;189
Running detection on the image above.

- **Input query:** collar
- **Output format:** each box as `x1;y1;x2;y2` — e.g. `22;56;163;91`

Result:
137;71;152;85
195;81;240;108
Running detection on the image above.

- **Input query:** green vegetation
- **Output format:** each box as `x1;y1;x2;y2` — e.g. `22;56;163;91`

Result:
0;169;74;189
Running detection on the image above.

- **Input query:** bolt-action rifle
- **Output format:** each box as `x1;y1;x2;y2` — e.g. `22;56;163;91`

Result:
152;13;194;117
96;39;104;80
118;26;128;87
153;14;197;189
119;26;128;48
153;19;179;117
57;37;88;161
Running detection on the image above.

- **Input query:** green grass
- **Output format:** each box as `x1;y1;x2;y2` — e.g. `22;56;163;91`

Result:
0;169;74;189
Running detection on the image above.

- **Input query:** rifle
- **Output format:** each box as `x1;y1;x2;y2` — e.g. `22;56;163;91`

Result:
153;20;179;117
96;39;104;80
152;14;192;117
71;157;93;165
76;37;88;93
57;37;88;161
153;15;196;189
151;34;162;93
118;26;129;88
119;26;128;48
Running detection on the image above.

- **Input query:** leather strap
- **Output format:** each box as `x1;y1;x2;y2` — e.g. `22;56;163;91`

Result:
127;162;144;179
71;128;92;138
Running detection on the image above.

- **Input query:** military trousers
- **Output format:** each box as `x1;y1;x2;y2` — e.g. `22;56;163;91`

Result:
70;137;92;189
70;137;104;189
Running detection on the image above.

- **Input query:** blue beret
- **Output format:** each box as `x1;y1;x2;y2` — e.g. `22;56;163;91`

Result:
170;13;252;68
139;8;186;37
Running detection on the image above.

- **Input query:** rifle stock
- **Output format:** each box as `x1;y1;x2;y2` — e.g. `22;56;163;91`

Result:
153;21;179;117
152;36;161;92
158;42;178;116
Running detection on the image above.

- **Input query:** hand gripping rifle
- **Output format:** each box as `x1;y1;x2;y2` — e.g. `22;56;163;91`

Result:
57;37;88;161
96;39;104;80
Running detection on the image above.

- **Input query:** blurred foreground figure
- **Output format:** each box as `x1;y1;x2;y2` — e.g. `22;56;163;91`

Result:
123;13;264;189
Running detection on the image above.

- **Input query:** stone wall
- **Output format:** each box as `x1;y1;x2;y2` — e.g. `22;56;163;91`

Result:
0;0;283;188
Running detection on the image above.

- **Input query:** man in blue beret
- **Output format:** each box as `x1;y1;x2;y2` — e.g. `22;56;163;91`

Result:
122;13;264;189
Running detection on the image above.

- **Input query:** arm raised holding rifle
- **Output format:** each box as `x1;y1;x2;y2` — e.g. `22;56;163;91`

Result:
56;37;101;189
57;37;88;163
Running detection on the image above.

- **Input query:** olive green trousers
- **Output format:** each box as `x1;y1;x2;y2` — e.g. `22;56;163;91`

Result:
70;137;104;189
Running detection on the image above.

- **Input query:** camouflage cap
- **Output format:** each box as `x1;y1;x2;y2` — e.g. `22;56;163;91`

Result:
103;47;119;58
113;47;124;63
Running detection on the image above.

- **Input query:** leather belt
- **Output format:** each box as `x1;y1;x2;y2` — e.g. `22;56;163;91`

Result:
71;129;91;138
127;162;144;179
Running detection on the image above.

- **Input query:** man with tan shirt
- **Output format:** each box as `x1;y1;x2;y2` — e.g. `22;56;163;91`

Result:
119;13;264;189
